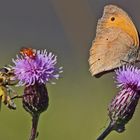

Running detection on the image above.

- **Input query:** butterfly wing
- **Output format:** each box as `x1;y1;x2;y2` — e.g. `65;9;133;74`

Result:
89;5;139;77
89;28;137;77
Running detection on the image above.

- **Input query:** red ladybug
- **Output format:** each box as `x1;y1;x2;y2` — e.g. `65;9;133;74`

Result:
20;47;36;58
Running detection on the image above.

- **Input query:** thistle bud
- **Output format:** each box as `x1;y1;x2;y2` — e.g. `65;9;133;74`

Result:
23;83;49;116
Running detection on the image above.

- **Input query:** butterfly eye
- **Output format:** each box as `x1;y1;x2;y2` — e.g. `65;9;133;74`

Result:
111;17;115;21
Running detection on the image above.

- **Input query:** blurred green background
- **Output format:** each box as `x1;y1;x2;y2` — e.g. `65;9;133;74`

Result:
0;0;140;140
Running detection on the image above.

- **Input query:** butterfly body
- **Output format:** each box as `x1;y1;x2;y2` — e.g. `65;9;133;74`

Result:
89;5;139;77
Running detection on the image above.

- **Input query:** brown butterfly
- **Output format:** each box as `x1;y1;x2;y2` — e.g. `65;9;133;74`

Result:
89;5;139;77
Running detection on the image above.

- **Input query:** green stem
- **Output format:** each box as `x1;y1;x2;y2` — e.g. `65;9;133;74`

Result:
29;115;40;140
96;123;113;140
11;94;34;100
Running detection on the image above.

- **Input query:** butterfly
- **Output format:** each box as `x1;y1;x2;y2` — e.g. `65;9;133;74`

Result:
89;5;139;77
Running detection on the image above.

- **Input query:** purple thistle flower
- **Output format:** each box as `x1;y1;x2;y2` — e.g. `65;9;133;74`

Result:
115;65;140;90
97;65;140;140
12;49;62;86
12;48;62;140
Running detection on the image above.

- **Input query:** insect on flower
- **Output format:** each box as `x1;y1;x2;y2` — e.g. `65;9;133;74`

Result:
20;47;36;59
0;66;18;110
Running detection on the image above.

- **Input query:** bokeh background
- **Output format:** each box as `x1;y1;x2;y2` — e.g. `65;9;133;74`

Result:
0;0;140;140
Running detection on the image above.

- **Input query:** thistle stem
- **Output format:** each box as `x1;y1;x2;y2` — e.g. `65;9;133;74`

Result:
11;94;34;100
96;123;113;140
29;114;40;140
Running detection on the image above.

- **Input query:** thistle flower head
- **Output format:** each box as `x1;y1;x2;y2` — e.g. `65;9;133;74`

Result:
12;49;62;86
97;65;140;139
12;48;62;140
109;65;140;132
115;65;140;90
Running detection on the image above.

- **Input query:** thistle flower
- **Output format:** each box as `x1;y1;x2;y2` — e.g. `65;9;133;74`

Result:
12;48;62;114
12;49;62;86
12;48;62;140
97;65;140;140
